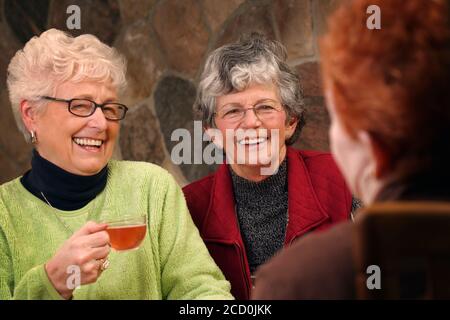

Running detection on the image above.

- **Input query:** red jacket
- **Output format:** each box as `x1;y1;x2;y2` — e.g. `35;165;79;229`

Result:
182;147;353;300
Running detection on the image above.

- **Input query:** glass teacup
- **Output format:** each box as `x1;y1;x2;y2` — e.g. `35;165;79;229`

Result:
104;215;147;252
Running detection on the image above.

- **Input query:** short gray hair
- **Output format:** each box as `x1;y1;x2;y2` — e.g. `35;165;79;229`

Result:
195;33;305;145
7;28;127;141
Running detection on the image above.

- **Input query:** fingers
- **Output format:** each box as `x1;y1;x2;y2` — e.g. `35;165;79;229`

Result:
73;221;108;237
83;231;110;248
72;241;110;266
77;249;110;285
81;260;103;284
90;245;111;261
68;236;110;267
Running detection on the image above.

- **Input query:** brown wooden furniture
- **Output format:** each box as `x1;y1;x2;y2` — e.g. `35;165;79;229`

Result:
354;202;450;299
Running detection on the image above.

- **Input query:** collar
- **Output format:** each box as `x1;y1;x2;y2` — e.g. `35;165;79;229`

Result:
202;147;329;244
230;158;287;196
20;149;108;211
285;147;329;244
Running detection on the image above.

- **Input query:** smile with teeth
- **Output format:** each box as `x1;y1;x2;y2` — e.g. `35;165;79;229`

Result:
238;137;268;145
73;137;104;148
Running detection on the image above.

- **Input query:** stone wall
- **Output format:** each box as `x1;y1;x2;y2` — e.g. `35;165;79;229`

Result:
0;0;342;185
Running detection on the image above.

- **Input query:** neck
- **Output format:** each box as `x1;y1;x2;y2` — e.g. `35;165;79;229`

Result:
360;178;384;205
20;149;108;211
228;147;287;182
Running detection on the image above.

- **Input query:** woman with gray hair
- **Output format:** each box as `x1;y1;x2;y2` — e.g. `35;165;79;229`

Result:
183;33;354;300
0;28;232;300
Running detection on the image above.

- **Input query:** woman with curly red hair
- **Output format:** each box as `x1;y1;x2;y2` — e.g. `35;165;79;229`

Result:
252;0;450;299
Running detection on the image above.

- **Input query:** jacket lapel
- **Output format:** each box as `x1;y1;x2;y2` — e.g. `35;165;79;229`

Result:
201;163;242;242
285;147;330;245
201;149;330;245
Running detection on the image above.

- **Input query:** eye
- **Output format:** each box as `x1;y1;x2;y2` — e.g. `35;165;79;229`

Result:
103;106;116;114
103;104;124;117
73;103;89;109
70;100;92;112
223;108;242;116
257;104;276;112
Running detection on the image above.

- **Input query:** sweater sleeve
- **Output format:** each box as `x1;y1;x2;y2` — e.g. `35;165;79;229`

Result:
157;173;233;300
0;203;63;300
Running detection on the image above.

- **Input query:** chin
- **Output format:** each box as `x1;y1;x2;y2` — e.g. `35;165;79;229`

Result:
232;154;275;168
76;161;108;176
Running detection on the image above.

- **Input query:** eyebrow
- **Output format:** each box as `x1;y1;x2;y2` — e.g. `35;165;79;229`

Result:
220;98;278;108
74;95;118;103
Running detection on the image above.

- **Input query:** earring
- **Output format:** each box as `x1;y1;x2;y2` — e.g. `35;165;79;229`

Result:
30;131;37;144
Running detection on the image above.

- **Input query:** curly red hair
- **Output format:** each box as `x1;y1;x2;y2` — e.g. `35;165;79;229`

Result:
320;0;450;175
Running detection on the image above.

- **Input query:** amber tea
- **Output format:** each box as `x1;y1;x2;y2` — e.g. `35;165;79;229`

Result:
105;215;147;251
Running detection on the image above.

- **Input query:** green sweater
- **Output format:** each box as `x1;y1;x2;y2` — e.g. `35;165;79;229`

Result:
0;160;233;300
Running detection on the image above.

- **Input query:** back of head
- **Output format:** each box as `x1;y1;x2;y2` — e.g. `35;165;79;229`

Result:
320;0;450;178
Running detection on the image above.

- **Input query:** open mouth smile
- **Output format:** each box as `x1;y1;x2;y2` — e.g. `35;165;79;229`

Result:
237;137;268;146
72;137;104;150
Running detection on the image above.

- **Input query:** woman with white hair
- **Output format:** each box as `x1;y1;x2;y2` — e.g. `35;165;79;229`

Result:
0;29;232;300
183;33;357;300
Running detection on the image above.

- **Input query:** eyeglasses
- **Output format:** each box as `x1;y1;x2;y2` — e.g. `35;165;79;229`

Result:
40;96;128;121
215;101;283;123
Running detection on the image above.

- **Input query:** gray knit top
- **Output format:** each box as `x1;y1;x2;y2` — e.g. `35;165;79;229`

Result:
230;159;289;273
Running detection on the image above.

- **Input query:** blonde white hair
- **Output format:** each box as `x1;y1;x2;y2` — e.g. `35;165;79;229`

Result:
7;28;127;141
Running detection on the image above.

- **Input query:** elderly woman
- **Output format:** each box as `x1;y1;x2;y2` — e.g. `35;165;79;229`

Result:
252;0;450;299
183;34;356;300
0;29;232;300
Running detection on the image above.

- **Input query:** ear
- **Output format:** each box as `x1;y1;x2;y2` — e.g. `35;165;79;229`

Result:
285;116;298;140
358;131;391;179
204;126;214;141
204;127;224;149
20;100;37;133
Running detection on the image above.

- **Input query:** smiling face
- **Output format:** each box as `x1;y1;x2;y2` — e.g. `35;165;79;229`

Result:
213;83;297;180
31;81;120;176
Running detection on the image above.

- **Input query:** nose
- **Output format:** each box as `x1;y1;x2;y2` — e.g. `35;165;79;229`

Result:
88;106;108;131
240;107;261;128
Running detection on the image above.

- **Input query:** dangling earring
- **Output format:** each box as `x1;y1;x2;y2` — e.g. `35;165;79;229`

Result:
30;131;37;144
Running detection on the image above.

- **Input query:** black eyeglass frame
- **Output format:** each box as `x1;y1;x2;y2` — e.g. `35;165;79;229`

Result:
40;96;129;121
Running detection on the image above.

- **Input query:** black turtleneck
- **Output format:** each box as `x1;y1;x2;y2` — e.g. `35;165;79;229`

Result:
20;149;108;211
230;159;288;273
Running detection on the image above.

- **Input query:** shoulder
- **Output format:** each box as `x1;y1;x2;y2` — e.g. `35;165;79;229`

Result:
295;149;341;175
291;148;350;195
0;178;26;228
182;172;215;199
289;147;344;182
254;221;355;299
182;171;218;230
0;178;24;208
0;177;22;194
290;148;352;218
108;160;174;186
107;161;181;206
108;159;169;176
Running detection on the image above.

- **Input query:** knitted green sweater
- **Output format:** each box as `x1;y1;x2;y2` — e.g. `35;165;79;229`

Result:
0;160;233;300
